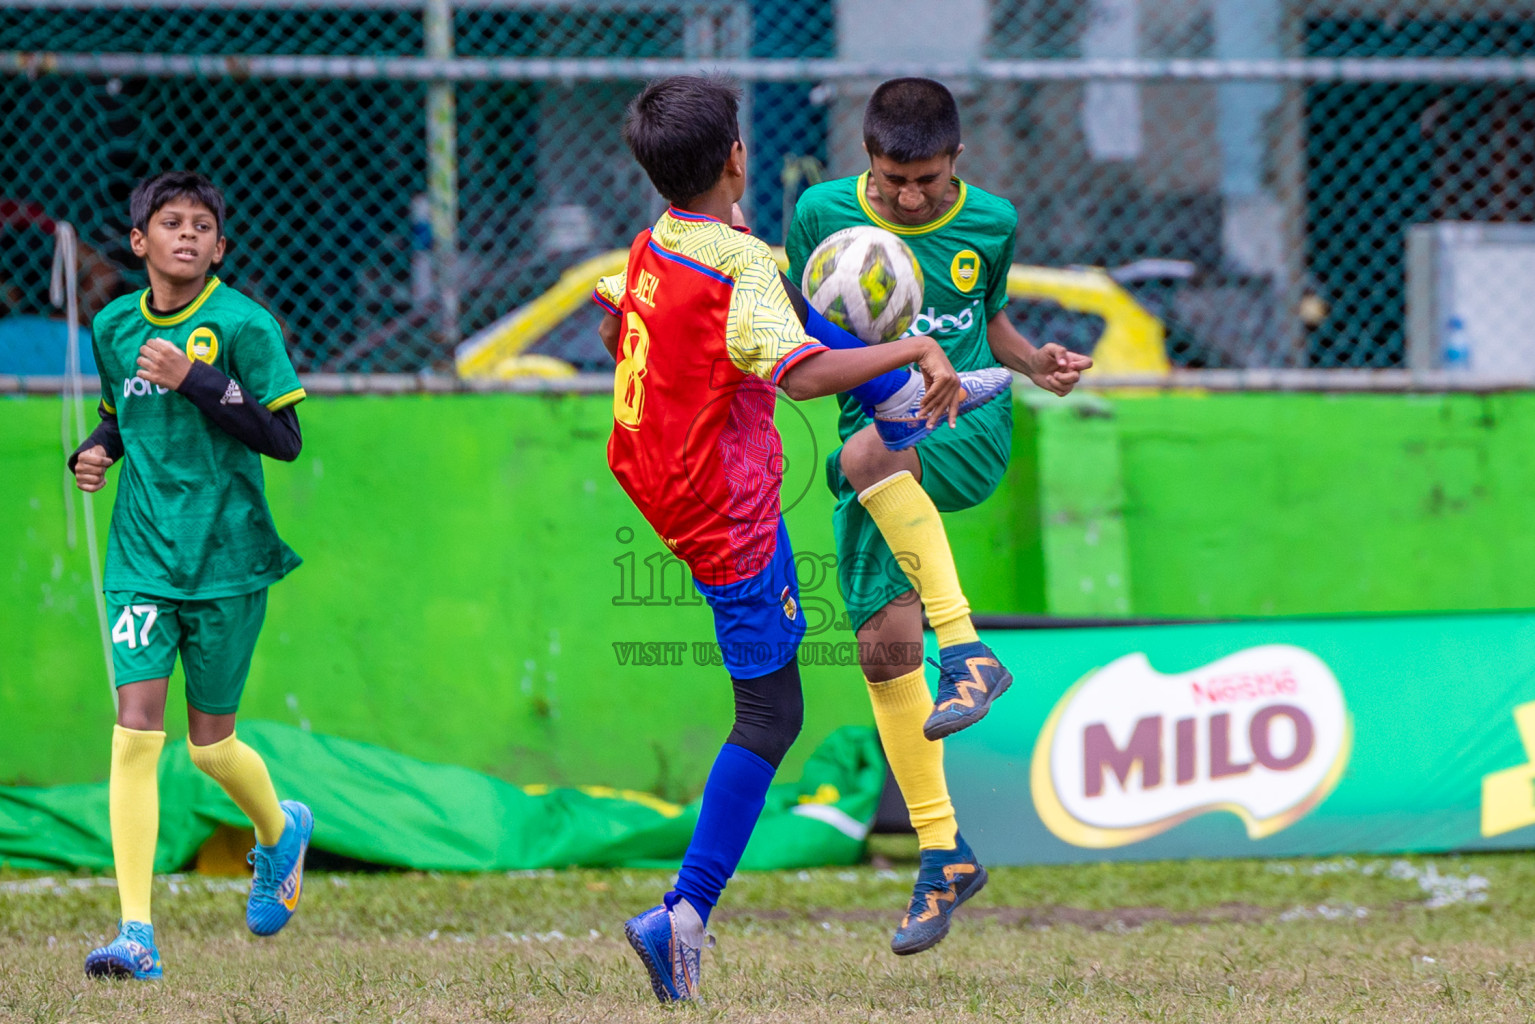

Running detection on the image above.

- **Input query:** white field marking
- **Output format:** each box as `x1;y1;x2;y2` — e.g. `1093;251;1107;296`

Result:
1279;904;1370;922
1266;857;1489;909
788;803;870;840
0;875;250;896
497;930;570;943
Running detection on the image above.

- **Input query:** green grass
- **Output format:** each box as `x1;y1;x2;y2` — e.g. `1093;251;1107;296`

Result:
3;839;1532;1022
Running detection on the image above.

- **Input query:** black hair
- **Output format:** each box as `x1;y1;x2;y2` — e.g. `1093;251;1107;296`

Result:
623;75;741;206
863;78;962;163
129;171;226;237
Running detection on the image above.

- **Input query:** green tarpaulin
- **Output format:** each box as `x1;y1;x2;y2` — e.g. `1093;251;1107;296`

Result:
0;722;885;873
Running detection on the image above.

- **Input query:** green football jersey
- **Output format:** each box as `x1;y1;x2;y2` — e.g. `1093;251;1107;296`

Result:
92;277;305;599
786;172;1018;442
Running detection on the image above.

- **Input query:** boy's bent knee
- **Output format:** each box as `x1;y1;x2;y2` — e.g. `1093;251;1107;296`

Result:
727;659;804;768
115;707;164;733
839;427;919;493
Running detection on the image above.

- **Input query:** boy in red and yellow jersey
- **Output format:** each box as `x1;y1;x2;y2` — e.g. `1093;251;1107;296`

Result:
593;76;1009;1004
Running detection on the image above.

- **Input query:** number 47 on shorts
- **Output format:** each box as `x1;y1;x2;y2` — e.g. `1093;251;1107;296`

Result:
112;604;159;649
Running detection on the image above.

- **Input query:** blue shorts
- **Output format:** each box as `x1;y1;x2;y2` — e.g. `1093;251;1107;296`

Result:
693;519;805;679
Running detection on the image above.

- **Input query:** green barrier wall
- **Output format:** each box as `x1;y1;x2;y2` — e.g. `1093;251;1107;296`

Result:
6;390;1535;789
1026;391;1535;618
0;392;1035;788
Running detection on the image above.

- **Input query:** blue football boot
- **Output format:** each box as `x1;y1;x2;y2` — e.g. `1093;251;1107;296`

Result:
874;367;1012;451
246;800;314;936
922;641;1014;740
891;835;989;956
624;899;712;1003
84;920;162;980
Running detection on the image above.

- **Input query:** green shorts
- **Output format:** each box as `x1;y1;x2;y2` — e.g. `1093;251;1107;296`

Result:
827;400;1013;633
106;589;268;714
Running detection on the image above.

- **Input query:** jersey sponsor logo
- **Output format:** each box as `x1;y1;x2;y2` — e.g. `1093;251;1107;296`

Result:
950;249;981;292
186;326;219;364
1031;644;1351;849
121;377;171;399
900;300;982;338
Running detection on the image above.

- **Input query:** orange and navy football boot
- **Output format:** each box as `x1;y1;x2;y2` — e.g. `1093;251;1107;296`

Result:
891;833;989;955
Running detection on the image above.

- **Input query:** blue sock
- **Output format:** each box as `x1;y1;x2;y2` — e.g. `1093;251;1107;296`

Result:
801;304;909;411
671;742;775;925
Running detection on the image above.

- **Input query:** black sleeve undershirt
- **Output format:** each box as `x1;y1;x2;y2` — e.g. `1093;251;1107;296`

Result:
67;406;124;473
68;364;302;471
175;360;302;461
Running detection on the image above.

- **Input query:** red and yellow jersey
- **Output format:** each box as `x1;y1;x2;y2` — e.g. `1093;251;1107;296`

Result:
594;208;825;586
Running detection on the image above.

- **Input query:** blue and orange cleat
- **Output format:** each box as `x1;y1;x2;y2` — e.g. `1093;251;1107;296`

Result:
874;367;1012;451
246;799;313;936
624;900;712;1003
891;835;989;955
84;920;162;980
922;640;1014;740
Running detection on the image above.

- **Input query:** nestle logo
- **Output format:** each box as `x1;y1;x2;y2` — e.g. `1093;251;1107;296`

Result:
1189;668;1299;706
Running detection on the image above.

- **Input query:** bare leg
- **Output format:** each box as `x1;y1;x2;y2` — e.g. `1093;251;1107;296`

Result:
856;591;924;683
116;678;169;731
839;423;920;493
187;708;237;746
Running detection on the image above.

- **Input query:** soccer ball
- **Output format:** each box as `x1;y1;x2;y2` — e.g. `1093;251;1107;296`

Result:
801;226;925;344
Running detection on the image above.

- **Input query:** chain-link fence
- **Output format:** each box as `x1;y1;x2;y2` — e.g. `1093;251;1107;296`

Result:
3;0;1532;379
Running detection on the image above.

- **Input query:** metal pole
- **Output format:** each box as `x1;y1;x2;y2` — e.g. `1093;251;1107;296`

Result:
50;222;116;704
425;0;459;347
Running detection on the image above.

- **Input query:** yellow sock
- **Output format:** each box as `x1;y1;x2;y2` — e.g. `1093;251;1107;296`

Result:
188;733;286;846
858;472;980;649
110;725;165;924
867;668;957;851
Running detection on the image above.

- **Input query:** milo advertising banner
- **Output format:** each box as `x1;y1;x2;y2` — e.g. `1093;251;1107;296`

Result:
947;613;1535;864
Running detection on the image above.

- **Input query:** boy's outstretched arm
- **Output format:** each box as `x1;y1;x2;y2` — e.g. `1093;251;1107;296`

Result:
778;337;962;427
986;311;1093;397
136;338;303;461
597;304;960;422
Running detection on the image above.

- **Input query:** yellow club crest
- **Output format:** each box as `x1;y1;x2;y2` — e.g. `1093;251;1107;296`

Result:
186;326;219;364
949;250;980;292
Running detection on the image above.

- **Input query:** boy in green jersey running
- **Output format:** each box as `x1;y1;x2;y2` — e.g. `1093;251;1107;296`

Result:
787;79;1092;955
68;172;314;980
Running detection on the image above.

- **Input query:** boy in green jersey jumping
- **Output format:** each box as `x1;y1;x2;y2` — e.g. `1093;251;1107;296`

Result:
68;172;314;980
787;79;1093;955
